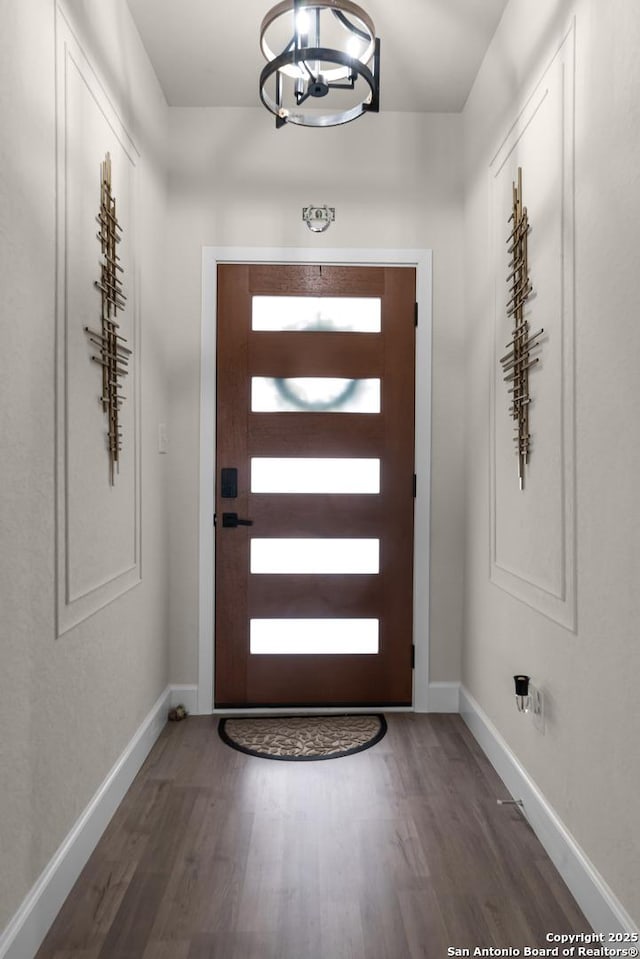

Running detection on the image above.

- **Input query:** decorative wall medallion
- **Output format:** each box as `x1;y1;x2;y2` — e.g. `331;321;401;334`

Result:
500;167;543;490
302;204;335;232
85;153;130;485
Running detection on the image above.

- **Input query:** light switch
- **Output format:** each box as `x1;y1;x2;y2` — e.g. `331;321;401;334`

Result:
158;423;168;454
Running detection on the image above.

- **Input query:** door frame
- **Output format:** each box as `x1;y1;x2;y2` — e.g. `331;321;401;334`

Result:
198;247;432;715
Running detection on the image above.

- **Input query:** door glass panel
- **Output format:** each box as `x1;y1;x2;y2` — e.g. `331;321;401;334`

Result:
252;296;381;333
251;377;380;413
250;538;379;574
251;457;380;494
250;618;379;654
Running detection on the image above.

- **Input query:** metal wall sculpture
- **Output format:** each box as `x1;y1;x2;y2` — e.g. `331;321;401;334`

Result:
500;167;543;490
85;153;130;485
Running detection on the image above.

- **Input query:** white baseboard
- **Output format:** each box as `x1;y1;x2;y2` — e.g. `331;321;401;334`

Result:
0;686;172;959
169;684;199;715
427;681;461;712
460;686;638;935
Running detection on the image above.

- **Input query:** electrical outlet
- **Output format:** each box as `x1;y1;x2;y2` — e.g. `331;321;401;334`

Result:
530;684;545;733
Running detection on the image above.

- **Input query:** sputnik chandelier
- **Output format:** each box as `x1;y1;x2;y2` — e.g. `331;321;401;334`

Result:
259;0;380;128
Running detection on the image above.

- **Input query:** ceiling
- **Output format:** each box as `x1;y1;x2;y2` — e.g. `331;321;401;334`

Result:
126;0;509;113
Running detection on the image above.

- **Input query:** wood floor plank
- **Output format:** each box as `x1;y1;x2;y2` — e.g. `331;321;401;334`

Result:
147;795;254;943
318;895;366;959
358;818;416;959
397;885;450;959
187;930;278;959
48;951;100;959
94;872;169;959
35;715;591;959
141;942;191;959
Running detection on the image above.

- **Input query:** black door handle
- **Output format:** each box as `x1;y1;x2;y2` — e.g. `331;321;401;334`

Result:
222;512;253;528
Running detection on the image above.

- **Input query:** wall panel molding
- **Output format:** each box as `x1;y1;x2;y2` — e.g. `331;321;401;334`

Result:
55;7;142;635
489;24;576;630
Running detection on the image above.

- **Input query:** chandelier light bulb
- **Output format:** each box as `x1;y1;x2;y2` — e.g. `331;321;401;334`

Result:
295;10;311;34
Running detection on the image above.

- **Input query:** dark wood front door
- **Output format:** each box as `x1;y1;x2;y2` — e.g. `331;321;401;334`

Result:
215;264;416;707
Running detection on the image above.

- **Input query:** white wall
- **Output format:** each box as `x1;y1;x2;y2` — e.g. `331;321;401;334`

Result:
463;0;640;925
164;107;466;692
0;0;169;934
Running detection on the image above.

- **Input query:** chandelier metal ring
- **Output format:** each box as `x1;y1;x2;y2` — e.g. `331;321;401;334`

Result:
259;46;378;127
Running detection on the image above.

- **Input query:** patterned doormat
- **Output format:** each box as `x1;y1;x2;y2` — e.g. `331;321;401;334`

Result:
218;714;387;762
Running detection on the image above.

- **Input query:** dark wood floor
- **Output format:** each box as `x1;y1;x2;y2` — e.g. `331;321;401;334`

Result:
36;713;589;959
